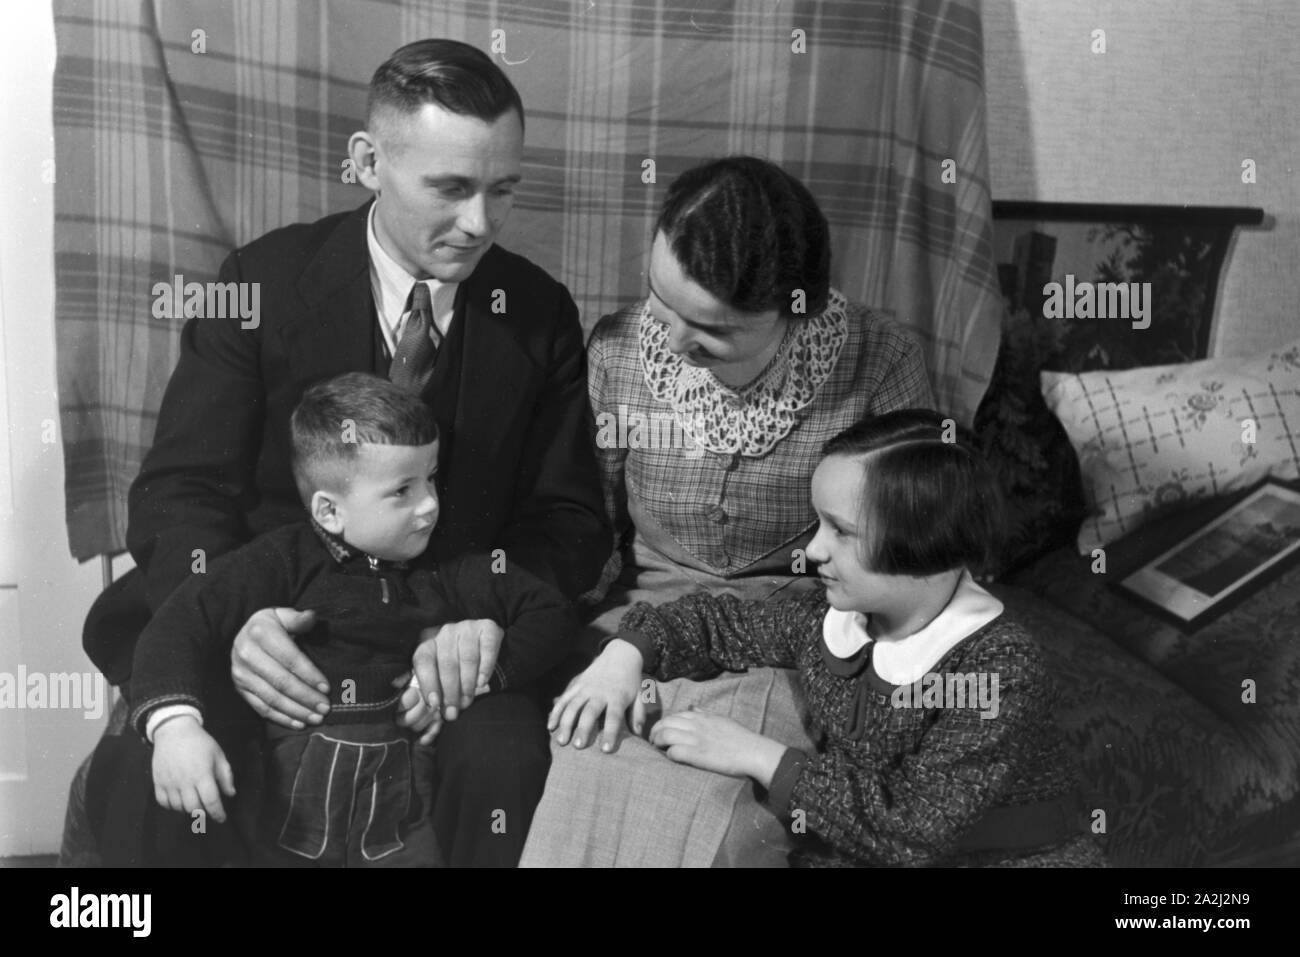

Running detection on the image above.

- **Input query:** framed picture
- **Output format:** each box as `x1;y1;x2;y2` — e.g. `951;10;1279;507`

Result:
1115;479;1300;630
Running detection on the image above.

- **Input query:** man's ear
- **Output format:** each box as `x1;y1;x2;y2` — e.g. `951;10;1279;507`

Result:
311;490;344;534
347;130;382;192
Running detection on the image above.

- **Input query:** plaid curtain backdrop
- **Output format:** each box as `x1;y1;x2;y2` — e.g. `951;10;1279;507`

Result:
52;0;1002;560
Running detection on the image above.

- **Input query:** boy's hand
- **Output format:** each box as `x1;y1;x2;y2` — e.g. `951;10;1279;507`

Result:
648;708;787;786
394;669;490;746
151;717;236;823
548;639;645;753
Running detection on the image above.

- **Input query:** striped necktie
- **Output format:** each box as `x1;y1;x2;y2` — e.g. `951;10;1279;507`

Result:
390;281;440;392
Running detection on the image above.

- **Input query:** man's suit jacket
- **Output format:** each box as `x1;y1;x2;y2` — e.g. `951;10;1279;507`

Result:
87;201;609;684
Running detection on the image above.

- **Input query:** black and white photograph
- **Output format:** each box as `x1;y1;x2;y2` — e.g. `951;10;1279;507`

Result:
1119;480;1300;628
1;0;1297;930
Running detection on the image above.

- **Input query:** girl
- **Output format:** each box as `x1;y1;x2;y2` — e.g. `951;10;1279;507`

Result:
548;408;1104;867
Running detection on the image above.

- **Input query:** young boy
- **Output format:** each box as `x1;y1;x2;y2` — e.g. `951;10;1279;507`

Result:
128;372;578;867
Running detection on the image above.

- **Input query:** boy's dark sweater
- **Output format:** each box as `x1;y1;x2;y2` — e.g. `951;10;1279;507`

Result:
128;521;579;736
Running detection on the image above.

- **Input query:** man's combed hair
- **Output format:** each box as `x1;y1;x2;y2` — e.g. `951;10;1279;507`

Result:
822;408;1004;577
290;372;438;503
367;38;524;134
655;156;831;319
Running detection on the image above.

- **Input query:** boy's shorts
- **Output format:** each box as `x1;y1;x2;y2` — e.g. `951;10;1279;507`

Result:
248;721;440;867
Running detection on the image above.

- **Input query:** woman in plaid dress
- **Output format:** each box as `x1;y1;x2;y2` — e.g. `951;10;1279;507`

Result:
548;410;1103;867
521;157;933;866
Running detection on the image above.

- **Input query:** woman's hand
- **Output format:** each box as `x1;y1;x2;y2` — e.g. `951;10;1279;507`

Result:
548;639;646;752
649;708;787;786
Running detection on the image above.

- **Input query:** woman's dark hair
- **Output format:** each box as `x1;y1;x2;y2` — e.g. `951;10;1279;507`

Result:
821;409;1004;577
367;39;525;134
290;372;439;503
655;156;831;319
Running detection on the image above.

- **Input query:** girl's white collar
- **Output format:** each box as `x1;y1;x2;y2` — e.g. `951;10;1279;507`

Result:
821;570;1004;685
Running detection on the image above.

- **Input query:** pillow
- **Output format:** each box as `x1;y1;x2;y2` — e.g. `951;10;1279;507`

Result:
1042;337;1300;554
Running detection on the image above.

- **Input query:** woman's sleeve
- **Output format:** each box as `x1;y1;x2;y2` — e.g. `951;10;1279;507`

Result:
770;631;1052;866
864;312;935;412
578;316;633;605
618;590;823;680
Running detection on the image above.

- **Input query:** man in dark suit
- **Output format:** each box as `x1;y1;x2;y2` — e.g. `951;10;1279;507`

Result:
84;38;609;867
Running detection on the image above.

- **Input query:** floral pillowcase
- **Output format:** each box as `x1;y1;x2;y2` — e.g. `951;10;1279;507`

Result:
1041;337;1300;554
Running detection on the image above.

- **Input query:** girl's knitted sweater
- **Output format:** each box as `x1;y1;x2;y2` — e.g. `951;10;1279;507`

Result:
619;586;1102;867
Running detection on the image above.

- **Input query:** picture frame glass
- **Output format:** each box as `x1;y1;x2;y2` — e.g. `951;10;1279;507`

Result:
1118;482;1300;625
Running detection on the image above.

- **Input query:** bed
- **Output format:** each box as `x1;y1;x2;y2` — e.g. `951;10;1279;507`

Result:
973;201;1300;866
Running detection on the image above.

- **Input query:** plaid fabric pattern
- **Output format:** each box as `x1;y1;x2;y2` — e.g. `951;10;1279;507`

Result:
53;0;1001;559
589;295;932;582
520;667;815;867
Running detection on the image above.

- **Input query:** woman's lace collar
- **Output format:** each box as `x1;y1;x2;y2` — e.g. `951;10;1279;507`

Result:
638;288;849;456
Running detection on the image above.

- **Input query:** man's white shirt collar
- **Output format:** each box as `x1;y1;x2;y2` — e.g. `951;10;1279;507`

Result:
821;569;1004;685
366;202;458;354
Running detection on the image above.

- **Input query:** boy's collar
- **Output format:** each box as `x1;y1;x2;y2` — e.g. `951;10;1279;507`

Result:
309;516;411;572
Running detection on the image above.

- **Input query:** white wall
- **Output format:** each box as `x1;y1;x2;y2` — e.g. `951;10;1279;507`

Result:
984;0;1300;358
0;0;119;856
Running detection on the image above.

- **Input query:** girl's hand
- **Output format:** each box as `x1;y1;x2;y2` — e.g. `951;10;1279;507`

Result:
151;717;236;823
548;638;645;752
649;708;787;785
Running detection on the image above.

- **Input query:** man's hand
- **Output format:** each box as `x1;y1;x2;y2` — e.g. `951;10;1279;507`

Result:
547;638;645;752
648;708;787;786
408;619;502;727
230;607;328;729
151;717;236;823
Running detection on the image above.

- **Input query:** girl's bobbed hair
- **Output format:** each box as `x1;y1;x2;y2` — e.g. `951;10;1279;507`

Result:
821;408;1004;577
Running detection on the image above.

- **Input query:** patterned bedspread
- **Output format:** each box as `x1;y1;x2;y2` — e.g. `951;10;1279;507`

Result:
998;543;1300;866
